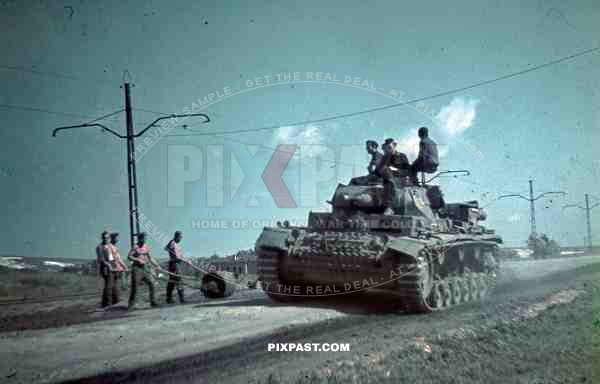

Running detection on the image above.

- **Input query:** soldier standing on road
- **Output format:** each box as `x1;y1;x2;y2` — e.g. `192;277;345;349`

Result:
96;231;115;308
109;232;129;301
366;140;383;175
127;232;159;309
165;231;186;304
376;138;411;216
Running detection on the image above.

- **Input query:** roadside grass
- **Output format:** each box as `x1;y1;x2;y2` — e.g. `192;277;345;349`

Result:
262;276;600;384
0;268;100;300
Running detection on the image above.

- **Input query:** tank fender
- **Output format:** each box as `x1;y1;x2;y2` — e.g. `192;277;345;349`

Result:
256;227;292;250
385;237;429;260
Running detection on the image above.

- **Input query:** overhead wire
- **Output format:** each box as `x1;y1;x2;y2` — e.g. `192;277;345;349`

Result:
0;103;123;122
159;45;600;138
85;108;125;124
0;64;116;87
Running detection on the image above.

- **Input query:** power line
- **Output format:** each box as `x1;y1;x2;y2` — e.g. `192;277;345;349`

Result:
86;109;125;124
0;64;115;87
133;108;172;116
563;194;600;249
163;45;600;138
498;179;567;236
0;103;122;122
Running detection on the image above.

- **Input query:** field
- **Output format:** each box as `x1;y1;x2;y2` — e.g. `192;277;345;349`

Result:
0;268;99;301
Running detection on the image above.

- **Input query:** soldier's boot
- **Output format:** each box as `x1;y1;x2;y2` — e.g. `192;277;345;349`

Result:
112;275;120;305
148;282;158;307
166;282;175;304
102;273;112;308
382;178;395;216
177;288;185;304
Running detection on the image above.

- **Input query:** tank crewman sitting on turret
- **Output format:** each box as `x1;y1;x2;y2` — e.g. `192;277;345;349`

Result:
366;140;383;175
410;127;439;183
376;138;411;215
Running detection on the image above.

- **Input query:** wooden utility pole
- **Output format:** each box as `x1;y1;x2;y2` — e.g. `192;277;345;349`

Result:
52;81;210;247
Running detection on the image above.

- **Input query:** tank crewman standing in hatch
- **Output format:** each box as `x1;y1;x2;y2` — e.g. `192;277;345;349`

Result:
165;231;186;304
366;140;383;175
410;127;439;183
376;138;411;215
127;232;159;309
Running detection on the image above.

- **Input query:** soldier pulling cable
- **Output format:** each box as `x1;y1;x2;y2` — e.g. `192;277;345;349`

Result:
165;231;186;304
127;232;159;310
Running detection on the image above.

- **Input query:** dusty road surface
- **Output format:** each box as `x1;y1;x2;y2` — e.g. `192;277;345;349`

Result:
1;255;599;384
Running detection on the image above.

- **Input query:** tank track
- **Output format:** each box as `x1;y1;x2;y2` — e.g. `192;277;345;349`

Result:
256;236;498;311
400;269;497;313
398;243;498;313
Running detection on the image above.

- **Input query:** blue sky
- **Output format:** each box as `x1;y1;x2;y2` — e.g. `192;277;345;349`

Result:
0;0;599;258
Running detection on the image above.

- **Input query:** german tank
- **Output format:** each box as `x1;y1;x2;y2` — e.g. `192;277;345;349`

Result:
527;233;560;259
255;172;502;313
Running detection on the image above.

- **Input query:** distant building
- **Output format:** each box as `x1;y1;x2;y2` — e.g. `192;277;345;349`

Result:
171;249;257;278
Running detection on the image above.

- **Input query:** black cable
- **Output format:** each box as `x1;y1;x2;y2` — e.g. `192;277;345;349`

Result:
0;103;122;121
0;64;115;87
85;109;125;124
163;46;600;138
133;108;172;116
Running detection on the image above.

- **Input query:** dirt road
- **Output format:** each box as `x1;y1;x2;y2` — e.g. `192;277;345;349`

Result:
1;255;599;384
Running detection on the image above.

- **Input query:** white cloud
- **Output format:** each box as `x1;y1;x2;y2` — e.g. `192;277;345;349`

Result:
396;134;420;161
435;97;480;137
272;124;328;157
393;97;479;161
275;126;297;143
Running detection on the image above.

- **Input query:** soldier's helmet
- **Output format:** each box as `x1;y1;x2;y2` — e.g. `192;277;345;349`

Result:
365;140;378;149
418;127;428;138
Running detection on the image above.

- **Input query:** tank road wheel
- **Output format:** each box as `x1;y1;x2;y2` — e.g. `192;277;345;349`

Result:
459;278;471;303
449;279;462;305
471;276;482;300
467;276;478;301
427;283;444;309
478;275;489;299
439;281;451;307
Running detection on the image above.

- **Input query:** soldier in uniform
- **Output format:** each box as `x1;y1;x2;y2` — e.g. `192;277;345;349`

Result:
376;138;411;215
366;140;383;175
410;127;439;183
127;232;159;309
96;231;116;308
165;231;186;304
109;232;129;299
